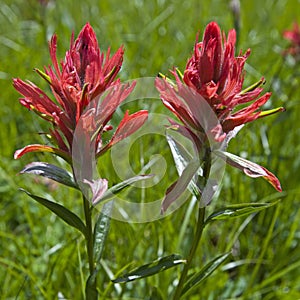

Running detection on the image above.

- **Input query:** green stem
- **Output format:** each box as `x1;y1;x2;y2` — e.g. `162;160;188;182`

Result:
173;206;206;300
83;195;98;299
173;146;211;299
83;195;94;274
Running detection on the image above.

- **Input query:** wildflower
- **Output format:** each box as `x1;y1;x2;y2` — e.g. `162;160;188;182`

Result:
156;22;283;211
178;22;283;140
283;22;300;58
13;23;148;164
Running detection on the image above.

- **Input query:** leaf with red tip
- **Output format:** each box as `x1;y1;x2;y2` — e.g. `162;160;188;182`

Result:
215;150;282;192
14;144;72;164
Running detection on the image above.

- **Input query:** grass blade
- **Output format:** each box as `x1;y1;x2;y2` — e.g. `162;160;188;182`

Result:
181;252;231;296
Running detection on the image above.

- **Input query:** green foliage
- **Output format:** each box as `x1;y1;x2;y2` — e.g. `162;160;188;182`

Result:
1;0;300;299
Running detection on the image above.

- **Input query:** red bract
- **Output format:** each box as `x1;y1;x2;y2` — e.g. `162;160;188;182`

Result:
283;22;300;58
13;23;148;163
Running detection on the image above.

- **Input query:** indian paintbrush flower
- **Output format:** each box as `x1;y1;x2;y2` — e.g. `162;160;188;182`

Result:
156;21;283;211
158;22;284;142
13;23;148;165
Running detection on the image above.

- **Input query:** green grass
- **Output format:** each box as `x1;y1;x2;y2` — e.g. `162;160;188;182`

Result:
1;0;300;299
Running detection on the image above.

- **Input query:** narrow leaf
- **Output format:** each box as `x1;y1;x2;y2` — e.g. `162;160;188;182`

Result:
20;189;87;237
93;201;113;266
205;201;279;225
98;174;153;203
181;252;231;296
215;150;282;192
166;131;191;174
112;254;185;283
20;162;78;189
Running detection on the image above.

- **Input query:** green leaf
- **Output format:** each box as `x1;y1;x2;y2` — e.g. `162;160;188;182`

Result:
20;189;87;237
93;201;113;266
112;254;186;283
181;252;231;296
205;201;279;225
20;162;78;189
99;174;153;203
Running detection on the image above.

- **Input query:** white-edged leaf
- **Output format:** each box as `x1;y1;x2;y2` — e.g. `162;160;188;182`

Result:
112;254;185;283
83;178;108;205
20;162;78;189
205;201;279;225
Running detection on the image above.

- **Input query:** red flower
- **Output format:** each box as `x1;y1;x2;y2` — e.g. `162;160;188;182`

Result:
156;21;284;143
283;22;300;58
182;22;284;138
156;22;283;204
14;23;148;164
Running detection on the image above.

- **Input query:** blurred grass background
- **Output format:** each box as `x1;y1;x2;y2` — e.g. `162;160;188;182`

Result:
0;0;299;299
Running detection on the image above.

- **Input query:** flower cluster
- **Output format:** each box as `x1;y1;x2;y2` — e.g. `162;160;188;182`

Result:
14;23;148;164
157;22;283;143
156;22;283;210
